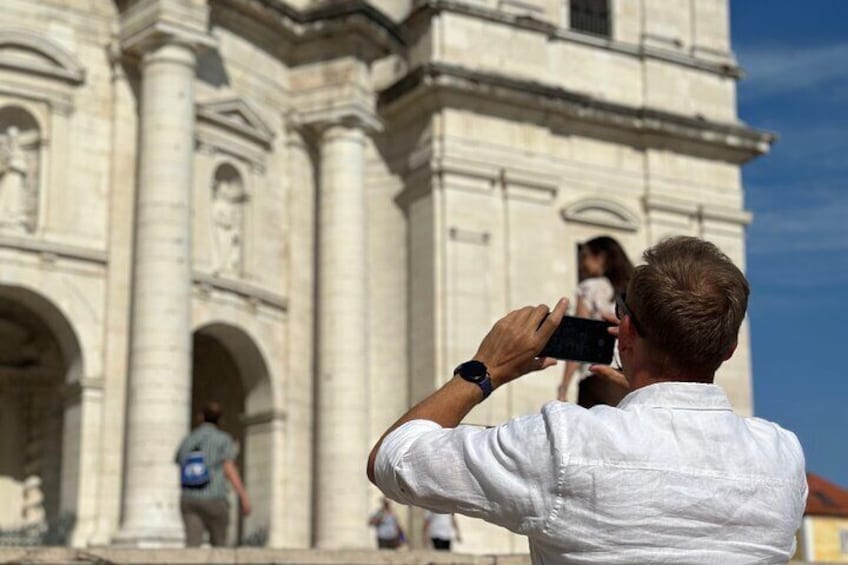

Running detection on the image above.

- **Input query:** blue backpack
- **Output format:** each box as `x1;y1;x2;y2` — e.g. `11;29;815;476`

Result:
180;445;210;488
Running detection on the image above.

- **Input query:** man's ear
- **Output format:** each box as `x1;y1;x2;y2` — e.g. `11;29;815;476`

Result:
617;316;634;352
722;340;738;361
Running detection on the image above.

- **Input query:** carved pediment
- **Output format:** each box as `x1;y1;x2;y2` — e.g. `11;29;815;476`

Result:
561;198;640;232
196;97;274;149
0;30;85;85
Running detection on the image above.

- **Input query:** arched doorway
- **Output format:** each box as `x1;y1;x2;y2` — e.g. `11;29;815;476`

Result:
191;323;272;546
0;285;81;544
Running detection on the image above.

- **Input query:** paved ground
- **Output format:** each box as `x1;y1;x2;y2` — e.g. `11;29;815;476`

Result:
0;548;532;565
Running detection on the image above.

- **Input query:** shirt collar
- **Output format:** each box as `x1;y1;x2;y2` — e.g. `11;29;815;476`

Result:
617;382;733;411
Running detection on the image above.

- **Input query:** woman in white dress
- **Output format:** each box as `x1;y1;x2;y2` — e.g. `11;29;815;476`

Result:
557;236;634;406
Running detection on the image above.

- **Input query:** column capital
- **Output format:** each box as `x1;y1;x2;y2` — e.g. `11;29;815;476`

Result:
119;0;216;56
289;104;383;139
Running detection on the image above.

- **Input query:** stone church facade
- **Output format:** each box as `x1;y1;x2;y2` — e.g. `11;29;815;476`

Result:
0;0;769;554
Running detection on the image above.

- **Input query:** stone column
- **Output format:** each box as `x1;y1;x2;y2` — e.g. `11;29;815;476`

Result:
114;2;214;539
314;123;370;548
114;39;197;547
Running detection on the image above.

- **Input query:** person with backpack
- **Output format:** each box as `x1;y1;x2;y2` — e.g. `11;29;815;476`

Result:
175;401;251;547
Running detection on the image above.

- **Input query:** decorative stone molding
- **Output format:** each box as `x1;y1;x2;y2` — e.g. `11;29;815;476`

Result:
119;0;216;55
0;234;107;265
196;97;275;149
643;194;699;216
396;155;559;208
700;204;753;226
643;194;752;226
562;198;640;232
501;168;558;203
381;63;774;163
240;409;287;428
61;377;104;407
215;0;406;60
288;57;382;134
289;89;383;136
195;97;274;171
193;271;288;312
0;30;85;85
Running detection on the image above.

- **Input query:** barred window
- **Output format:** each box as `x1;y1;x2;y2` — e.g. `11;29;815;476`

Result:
569;0;611;37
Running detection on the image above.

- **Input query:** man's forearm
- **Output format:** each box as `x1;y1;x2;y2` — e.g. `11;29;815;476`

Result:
366;376;483;484
367;299;567;485
223;460;248;500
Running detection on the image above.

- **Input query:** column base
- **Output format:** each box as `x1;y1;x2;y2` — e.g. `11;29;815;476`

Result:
112;524;184;548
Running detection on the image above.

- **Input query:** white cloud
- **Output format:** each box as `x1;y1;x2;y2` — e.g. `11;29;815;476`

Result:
736;43;848;101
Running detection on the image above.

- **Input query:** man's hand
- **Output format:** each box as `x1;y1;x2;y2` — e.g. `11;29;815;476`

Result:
588;364;629;389
240;495;252;517
587;311;629;390
367;298;568;484
474;298;568;388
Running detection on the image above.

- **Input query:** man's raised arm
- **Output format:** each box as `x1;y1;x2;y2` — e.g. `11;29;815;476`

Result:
366;298;567;484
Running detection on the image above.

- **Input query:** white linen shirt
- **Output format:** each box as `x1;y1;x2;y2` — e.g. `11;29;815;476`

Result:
375;382;807;564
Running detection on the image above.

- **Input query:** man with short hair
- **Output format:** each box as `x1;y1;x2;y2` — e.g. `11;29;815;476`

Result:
175;401;251;547
368;237;807;563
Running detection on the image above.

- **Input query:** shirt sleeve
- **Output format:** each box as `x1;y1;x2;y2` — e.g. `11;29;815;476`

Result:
221;434;238;462
374;413;556;536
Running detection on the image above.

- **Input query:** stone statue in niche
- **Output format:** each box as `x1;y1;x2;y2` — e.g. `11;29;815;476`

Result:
211;171;246;276
0;126;38;232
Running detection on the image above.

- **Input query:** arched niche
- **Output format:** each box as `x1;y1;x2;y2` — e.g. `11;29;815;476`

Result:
210;163;248;277
0;105;43;233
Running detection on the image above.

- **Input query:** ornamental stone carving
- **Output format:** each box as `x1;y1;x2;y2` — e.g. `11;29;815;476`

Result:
0;119;39;233
211;164;246;277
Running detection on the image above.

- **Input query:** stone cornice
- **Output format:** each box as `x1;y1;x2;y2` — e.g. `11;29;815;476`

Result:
193;271;288;312
644;195;752;226
212;0;406;59
241;408;287;428
380;63;775;164
405;0;741;79
0;234;107;266
120;0;217;55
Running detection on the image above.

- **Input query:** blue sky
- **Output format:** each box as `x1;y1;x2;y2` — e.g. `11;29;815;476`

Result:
731;2;848;487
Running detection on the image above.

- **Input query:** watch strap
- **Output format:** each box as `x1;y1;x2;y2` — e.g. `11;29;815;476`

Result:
476;375;493;399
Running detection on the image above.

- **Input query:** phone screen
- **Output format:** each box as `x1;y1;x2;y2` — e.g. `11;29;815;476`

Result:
537;315;615;364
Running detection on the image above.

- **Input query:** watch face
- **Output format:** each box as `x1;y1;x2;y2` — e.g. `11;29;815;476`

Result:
455;360;487;383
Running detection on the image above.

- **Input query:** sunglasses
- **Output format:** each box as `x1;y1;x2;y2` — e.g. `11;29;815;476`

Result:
615;293;647;338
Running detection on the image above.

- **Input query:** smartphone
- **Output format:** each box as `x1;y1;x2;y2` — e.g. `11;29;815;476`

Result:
537;315;615;364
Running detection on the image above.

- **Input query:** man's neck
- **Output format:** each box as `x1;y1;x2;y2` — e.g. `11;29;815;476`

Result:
627;366;715;392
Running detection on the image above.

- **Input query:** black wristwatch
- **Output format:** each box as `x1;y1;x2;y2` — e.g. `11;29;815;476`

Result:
454;360;493;400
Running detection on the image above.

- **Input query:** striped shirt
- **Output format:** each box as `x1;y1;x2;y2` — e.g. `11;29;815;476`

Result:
175;423;237;500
